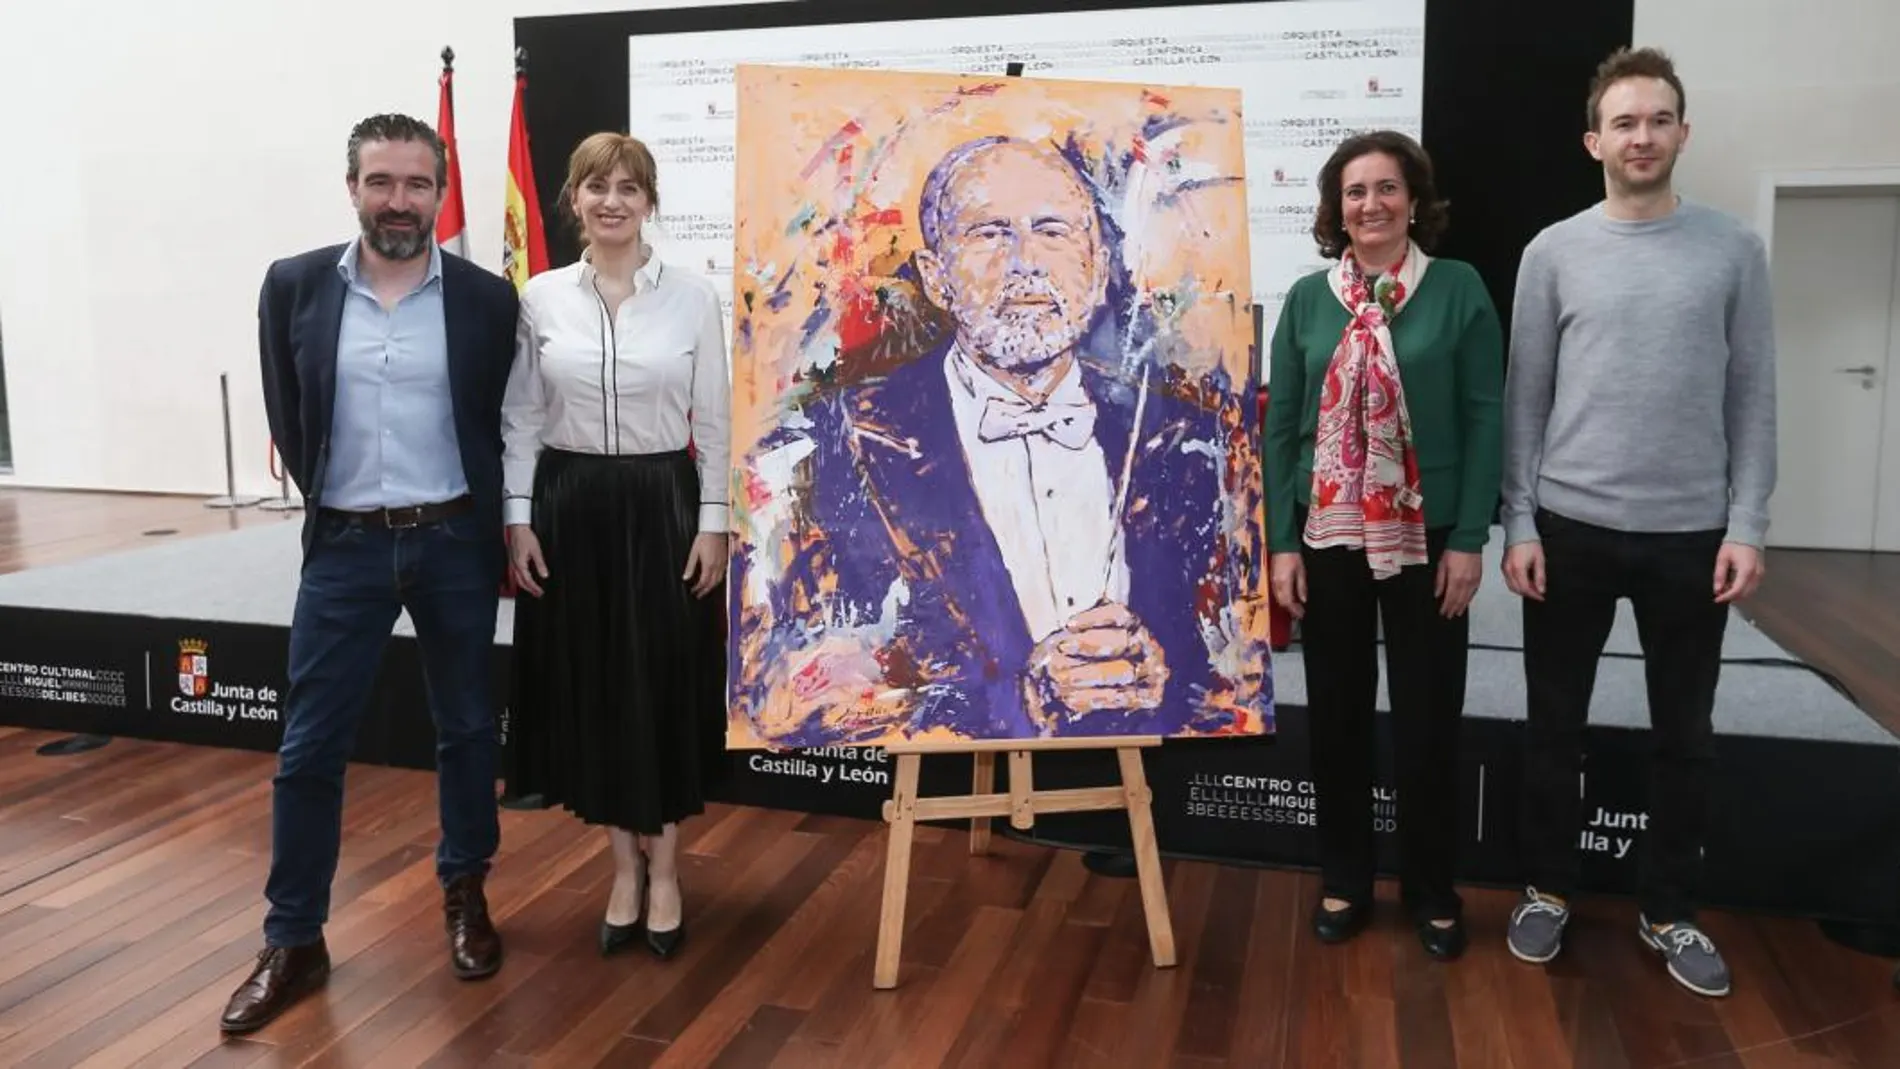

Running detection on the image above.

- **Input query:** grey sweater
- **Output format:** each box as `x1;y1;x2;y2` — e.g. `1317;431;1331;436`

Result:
1500;199;1778;548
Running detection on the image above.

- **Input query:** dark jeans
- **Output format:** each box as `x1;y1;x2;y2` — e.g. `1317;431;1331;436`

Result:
1301;523;1468;922
263;508;502;948
1518;508;1727;925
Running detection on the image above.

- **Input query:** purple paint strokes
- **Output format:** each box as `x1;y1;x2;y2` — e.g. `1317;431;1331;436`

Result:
925;80;1006;119
758;256;798;312
1139;113;1196;143
799;303;831;343
1153;175;1245;207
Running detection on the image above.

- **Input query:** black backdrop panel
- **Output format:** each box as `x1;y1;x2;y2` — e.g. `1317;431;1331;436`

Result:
0;607;390;765
5;600;1898;925
514;0;1635;340
703;706;1900;926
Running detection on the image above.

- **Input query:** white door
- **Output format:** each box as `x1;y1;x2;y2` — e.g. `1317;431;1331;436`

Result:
1879;211;1900;552
1768;192;1900;551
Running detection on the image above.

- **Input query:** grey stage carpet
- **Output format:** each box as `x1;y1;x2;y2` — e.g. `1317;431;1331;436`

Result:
0;522;1884;745
0;520;516;643
1272;538;1890;745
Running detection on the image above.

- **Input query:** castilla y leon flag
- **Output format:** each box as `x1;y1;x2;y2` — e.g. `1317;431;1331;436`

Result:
502;64;549;292
434;47;468;258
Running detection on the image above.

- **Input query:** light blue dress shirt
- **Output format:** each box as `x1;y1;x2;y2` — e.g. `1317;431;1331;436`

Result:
322;240;469;510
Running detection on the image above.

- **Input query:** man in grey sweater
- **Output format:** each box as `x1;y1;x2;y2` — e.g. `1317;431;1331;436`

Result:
1498;47;1777;999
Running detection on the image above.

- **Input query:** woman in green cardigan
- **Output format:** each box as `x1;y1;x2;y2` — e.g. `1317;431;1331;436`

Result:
1263;130;1503;961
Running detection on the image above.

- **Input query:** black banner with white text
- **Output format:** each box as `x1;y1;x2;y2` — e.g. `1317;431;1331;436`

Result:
3;604;1895;927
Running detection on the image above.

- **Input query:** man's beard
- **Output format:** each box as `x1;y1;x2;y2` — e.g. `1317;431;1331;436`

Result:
961;277;1084;373
360;208;433;261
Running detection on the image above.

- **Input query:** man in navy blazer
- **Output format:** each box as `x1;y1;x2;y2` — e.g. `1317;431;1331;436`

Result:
730;136;1268;746
221;114;519;1035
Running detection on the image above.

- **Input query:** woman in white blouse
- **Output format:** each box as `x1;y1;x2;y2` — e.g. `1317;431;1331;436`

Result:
500;132;730;960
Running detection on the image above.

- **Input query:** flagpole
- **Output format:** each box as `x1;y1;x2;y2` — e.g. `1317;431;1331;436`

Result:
503;46;550;290
435;44;469;257
499;46;546;808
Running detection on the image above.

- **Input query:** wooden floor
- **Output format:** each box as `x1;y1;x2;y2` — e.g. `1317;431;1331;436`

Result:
2;487;1899;1067
0;486;297;576
1738;549;1900;739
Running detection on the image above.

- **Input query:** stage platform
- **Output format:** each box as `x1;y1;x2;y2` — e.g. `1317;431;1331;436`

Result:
1;521;1895;930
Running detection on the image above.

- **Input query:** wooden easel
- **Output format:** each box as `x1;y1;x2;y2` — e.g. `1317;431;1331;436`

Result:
873;736;1176;988
868;57;1175;990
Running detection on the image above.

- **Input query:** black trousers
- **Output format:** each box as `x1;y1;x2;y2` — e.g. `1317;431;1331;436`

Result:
1518;508;1727;924
1301;523;1467;921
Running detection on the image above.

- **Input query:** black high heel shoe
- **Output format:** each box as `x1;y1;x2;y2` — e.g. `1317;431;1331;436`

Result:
644;921;685;959
600;917;644;956
599;874;645;956
644;872;685;959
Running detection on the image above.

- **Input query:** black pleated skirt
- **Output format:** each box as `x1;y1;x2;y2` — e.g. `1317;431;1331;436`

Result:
504;447;727;833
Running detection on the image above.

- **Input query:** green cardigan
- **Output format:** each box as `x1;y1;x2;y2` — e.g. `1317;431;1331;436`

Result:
1263;258;1504;554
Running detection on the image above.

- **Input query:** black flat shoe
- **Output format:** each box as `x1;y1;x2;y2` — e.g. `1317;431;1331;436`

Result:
599;919;643;956
644;922;685;959
1312;899;1370;944
1418;918;1468;961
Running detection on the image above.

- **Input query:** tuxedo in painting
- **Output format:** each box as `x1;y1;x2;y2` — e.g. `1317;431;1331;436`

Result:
732;342;1257;745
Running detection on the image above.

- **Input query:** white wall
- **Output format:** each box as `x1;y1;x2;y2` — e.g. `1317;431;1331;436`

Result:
2;0;1896;495
0;0;768;497
1632;0;1900;224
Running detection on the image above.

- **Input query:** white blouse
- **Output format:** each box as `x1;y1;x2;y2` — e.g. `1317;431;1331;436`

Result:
501;252;731;532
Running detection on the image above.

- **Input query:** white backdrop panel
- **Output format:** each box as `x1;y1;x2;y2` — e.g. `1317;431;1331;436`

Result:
624;0;1426;357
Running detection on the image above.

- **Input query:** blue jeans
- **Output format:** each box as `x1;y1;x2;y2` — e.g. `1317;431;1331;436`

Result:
264;508;501;947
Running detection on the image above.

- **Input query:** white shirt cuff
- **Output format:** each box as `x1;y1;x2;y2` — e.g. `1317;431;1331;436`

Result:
698;503;729;534
503;497;533;527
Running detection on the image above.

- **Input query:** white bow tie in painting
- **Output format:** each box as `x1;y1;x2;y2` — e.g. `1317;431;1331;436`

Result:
976;394;1096;450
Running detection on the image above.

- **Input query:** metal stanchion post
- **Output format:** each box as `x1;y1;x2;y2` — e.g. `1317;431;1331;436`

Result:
206;373;264;508
259;452;303;512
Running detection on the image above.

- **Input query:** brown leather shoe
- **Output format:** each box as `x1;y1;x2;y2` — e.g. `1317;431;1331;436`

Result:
444;873;502;979
219;941;330;1034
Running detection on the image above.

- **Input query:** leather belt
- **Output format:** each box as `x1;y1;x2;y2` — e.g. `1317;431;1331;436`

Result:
323;495;474;530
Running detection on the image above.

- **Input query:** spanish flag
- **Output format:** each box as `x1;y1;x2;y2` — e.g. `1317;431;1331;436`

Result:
502;56;549;291
434;47;468;257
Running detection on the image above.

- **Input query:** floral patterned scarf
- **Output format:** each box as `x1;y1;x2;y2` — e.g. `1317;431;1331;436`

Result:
1303;241;1430;578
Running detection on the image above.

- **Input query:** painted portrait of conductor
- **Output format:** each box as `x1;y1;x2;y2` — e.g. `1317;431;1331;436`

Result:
730;130;1270;748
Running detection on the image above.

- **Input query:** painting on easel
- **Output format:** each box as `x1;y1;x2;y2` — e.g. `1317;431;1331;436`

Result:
727;63;1271;748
